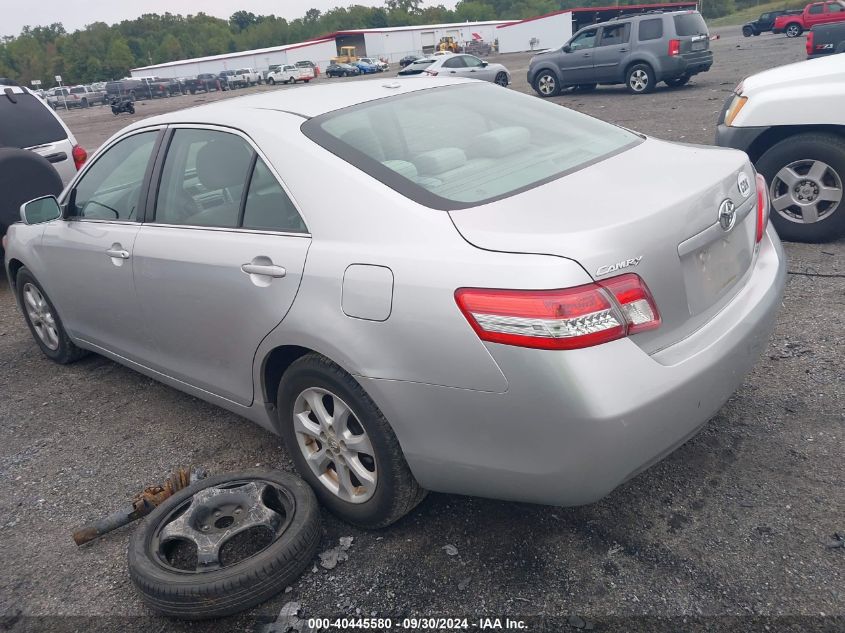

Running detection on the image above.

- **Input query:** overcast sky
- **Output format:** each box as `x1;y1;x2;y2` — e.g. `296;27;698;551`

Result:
3;0;459;38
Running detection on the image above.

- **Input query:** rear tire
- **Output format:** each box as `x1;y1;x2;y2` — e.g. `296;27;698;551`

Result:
664;74;690;88
277;353;426;529
755;133;845;242
785;23;802;37
626;63;655;94
16;267;88;364
742;25;754;37
533;70;559;97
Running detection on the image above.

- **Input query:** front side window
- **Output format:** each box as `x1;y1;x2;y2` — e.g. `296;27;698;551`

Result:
442;56;466;69
463;55;484;67
599;23;631;46
638;18;664;41
570;28;598;50
828;3;842;12
155;129;253;228
71;131;158;220
303;83;639;209
809;4;824;13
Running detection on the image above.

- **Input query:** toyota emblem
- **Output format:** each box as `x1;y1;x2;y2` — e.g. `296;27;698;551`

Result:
718;199;736;232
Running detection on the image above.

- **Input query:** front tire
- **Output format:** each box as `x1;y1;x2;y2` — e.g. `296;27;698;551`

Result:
533;70;559;97
494;72;508;87
268;77;275;85
785;23;802;37
756;133;845;242
626;63;655;94
16;267;88;364
277;353;426;529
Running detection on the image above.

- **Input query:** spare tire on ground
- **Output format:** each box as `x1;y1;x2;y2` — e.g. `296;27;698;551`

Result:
0;148;63;248
128;469;321;620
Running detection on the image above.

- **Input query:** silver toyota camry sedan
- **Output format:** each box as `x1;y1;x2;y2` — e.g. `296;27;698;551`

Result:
4;79;786;528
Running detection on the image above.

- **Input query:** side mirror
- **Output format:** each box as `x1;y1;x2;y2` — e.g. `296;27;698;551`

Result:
20;195;62;225
563;45;572;53
481;61;489;67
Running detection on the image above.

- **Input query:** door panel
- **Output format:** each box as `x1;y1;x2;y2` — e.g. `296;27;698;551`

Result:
592;23;631;82
132;228;310;404
559;28;599;84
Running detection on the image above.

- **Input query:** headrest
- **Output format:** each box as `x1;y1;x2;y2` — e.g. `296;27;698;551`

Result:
195;137;252;191
413;147;466;176
468;126;531;158
382;159;418;179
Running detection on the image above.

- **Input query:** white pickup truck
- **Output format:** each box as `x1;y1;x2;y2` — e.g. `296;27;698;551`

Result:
266;64;314;85
233;68;262;86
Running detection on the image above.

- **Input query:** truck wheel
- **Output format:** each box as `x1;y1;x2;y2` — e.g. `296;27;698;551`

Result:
742;25;753;37
626;63;655;94
533;70;559;97
756;133;845;242
785;23;802;37
268;77;275;85
81;98;89;108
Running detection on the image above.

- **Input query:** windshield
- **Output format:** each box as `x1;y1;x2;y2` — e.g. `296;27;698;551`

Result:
303;83;640;209
673;13;708;36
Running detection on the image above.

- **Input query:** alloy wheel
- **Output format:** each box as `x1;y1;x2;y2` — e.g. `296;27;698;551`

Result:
23;283;59;350
537;74;556;95
629;69;649;92
786;24;800;37
495;72;508;87
770;159;843;224
292;387;377;503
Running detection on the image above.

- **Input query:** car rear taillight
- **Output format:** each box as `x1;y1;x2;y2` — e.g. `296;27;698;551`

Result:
454;274;660;351
755;172;769;243
424;69;439;76
806;30;814;55
668;39;681;56
71;144;88;171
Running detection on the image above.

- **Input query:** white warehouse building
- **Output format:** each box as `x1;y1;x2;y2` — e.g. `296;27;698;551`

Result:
130;20;514;79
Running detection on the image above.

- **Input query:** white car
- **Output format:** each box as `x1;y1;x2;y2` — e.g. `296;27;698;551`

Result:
398;54;510;86
267;65;301;85
716;54;845;242
234;68;262;86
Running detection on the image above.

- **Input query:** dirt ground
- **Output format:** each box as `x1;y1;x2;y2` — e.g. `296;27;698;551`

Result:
1;25;842;633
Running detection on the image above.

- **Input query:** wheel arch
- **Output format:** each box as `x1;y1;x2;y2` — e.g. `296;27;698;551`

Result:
6;257;25;294
624;58;655;78
746;125;845;164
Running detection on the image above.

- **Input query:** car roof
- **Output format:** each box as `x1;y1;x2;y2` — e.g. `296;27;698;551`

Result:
594;9;701;27
128;77;474;127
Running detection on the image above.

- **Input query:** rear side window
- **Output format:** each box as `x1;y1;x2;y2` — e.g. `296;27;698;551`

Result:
673;13;709;36
638;18;664;41
809;4;824;13
828;3;842;11
303;83;639;209
0;92;67;148
242;159;307;233
599;23;631;45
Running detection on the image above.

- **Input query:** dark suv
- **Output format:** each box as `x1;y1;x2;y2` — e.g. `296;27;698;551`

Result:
528;10;713;96
742;10;801;36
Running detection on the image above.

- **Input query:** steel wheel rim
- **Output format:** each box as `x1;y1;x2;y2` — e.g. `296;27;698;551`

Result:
292;387;377;504
770;159;842;224
150;478;294;574
23;283;59;350
630;69;648;92
538;74;555;95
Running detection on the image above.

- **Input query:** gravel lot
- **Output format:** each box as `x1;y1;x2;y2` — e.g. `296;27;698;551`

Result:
1;25;842;632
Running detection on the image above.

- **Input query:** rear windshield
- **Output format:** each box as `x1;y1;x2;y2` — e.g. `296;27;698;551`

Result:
302;83;639;210
673;13;708;36
0;91;67;148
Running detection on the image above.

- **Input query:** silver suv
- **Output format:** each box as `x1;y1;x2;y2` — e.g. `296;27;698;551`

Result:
528;10;713;96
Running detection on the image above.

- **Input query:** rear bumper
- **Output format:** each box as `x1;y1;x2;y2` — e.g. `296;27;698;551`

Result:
360;229;786;506
661;51;713;79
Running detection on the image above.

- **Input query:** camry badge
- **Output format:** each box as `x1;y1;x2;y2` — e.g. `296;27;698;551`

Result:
737;172;751;198
596;256;643;277
718;199;737;232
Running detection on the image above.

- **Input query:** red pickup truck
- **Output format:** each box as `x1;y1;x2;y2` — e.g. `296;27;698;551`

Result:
773;0;845;37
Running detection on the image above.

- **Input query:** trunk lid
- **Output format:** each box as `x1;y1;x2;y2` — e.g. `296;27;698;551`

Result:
448;138;758;354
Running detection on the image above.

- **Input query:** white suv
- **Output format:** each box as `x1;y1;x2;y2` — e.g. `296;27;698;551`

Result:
716;55;845;242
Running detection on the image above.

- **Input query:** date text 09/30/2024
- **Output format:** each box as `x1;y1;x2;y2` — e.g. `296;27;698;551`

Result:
306;617;529;630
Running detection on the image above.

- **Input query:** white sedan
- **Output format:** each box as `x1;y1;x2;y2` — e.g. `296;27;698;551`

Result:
398;53;510;86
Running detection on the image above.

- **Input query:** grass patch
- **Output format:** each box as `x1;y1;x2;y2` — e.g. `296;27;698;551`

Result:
709;0;807;27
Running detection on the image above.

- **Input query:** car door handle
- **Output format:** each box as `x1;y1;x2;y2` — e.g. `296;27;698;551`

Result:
241;263;286;278
619;48;629;52
105;248;130;259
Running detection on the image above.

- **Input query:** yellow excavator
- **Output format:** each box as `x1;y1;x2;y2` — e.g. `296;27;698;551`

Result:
331;46;358;64
438;37;461;53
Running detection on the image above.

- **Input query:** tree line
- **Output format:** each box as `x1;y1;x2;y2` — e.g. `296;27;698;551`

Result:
1;0;741;86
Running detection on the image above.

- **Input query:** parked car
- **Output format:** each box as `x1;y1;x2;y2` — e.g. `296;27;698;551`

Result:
529;10;713;96
0;85;87;251
325;63;361;78
5;78;785;529
398;58;436;75
773;0;845;37
217;70;240;90
0;77;19;85
295;60;320;77
105;79;144;102
743;10;802;36
234;68;262;86
46;87;70;109
359;57;388;71
66;84;106;108
399;54;421;67
409;53;510;86
267;65;302;85
716;55;845;241
353;60;380;74
182;73;218;94
807;21;845;55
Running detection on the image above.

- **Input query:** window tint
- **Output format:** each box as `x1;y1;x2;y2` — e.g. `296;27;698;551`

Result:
72;131;157;220
829;3;842;11
442;56;466;68
0;92;67;148
463;55;484;67
809;4;824;13
570;28;598;50
599;23;630;45
155;129;253;228
304;83;639;209
638;18;664;40
673;13;708;36
242;159;307;233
